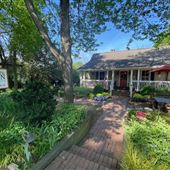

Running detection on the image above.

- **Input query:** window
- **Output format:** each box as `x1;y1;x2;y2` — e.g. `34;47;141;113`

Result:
142;70;149;80
95;72;99;80
100;72;105;80
89;72;96;79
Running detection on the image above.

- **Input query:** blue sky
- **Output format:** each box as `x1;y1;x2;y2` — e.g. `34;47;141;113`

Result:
74;25;153;64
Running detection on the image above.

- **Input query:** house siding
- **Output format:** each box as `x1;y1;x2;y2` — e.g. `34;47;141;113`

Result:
155;72;170;81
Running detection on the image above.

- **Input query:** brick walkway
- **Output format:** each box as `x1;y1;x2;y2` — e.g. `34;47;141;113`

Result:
45;96;128;170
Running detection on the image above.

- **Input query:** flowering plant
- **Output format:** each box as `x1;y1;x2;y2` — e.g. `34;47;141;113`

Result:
136;111;146;120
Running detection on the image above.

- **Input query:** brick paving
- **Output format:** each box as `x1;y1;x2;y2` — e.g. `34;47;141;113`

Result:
45;96;128;170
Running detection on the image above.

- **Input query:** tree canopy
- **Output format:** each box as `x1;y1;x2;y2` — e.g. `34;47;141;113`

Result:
154;26;170;47
0;0;43;59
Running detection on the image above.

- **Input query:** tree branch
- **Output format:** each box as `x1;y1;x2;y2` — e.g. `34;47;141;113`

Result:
24;0;64;65
0;44;6;62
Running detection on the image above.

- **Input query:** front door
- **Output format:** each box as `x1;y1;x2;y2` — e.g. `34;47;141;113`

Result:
120;71;127;89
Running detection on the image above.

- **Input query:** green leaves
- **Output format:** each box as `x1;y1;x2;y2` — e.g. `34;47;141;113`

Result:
0;0;43;60
74;86;93;98
0;93;86;169
11;80;56;124
126;117;170;166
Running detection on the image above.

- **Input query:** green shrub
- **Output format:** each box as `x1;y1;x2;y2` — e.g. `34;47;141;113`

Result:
146;111;160;121
0;122;26;167
93;84;104;95
74;86;92;98
32;104;86;159
140;86;170;96
11;81;56;124
121;139;169;170
88;93;95;99
0;93;20;129
126;118;170;166
0;93;18;115
58;86;64;97
132;93;150;101
161;114;170;124
0;103;86;169
51;86;59;95
155;87;170;95
128;110;137;119
96;92;110;97
141;85;155;95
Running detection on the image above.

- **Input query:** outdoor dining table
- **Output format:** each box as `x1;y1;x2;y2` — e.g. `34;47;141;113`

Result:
154;97;170;111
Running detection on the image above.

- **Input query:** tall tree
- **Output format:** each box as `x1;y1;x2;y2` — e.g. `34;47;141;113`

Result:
25;0;73;102
0;0;44;88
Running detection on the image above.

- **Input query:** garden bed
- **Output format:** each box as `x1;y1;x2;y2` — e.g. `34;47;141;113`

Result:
121;109;170;170
0;91;88;170
31;108;93;170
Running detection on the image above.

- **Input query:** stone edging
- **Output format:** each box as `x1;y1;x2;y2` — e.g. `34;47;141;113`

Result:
31;108;94;170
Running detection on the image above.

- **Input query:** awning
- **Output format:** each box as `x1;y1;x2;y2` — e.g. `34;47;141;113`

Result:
151;64;170;72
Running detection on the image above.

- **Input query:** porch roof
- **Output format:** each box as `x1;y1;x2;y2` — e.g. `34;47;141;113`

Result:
80;46;170;71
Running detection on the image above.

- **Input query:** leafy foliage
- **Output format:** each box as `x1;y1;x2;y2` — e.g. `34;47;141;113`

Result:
11;81;56;124
0;93;86;169
140;86;170;96
0;0;43;59
88;93;95;99
0;93;20;128
93;84;104;95
125;117;170;166
121;139;169;170
74;86;92;98
155;26;170;47
32;104;86;158
141;86;155;95
110;0;170;43
155;87;170;95
72;62;83;86
96;92;110;97
132;93;150;102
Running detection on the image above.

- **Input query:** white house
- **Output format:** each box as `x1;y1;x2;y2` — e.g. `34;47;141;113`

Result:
79;46;170;96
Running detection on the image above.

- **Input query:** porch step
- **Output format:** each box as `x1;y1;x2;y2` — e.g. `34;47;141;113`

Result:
70;145;118;169
45;150;113;170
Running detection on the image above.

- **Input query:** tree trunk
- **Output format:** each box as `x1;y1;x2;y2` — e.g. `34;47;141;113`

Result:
60;0;73;103
10;50;18;90
0;44;7;68
24;0;74;103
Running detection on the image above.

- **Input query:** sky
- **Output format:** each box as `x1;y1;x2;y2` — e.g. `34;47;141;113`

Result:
73;24;153;64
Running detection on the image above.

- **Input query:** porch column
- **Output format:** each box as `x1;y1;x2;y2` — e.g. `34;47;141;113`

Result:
130;70;133;97
110;70;115;95
84;71;86;87
137;69;140;91
80;72;83;86
106;71;109;90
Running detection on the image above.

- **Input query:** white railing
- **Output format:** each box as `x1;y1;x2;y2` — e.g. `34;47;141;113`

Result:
81;80;112;89
132;80;170;91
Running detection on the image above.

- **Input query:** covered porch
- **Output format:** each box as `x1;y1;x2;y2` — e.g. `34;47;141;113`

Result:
80;68;170;96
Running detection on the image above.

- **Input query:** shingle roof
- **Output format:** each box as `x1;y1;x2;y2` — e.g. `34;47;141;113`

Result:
80;46;170;70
